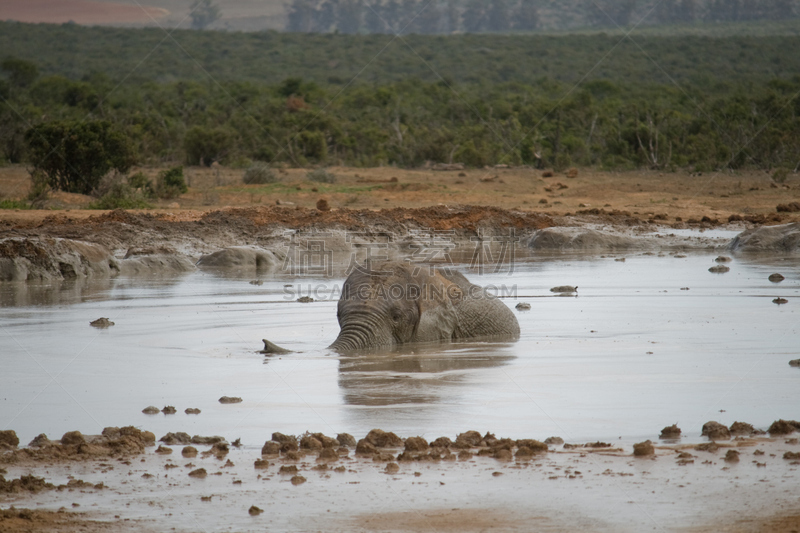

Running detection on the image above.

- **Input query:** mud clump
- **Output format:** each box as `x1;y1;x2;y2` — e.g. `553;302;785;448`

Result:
290;475;307;485
659;424;681;439
248;505;263;516
142;406;160;415
160;432;191;445
182;446;198;458
185;408;201;415
219;396;242;404
192;435;226;445
790;359;800;367
724;450;740;462
633;441;655;457
261;441;280;455
515;439;548;452
773;297;788;305
89;317;114;328
430;437;452;448
493;449;513;461
161;406;177;415
776;202;800;213
364;429;403;448
355;440;377;455
695;442;720;453
336;433;356;447
714;256;732;263
453;430;483;449
768;273;785;282
0;430;19;449
768;419;800;435
515;302;531;310
404;436;429;452
155;445;172;455
317;448;338;462
188;468;207;478
0;474;55;494
708;265;730;273
279;465;298;475
701;421;731;440
27;434;50;448
300;436;322;450
254;459;270;469
316;199;330;212
60;431;86;446
729;421;755;436
544;436;564;446
784;451;800;460
385;462;400;474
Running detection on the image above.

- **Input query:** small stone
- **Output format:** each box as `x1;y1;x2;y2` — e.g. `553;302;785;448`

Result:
248;505;263;516
90;318;114;328
550;286;577;293
515;302;531;310
219;396;242;404
188;468;207;478
768;273;785;282
290;475;307;485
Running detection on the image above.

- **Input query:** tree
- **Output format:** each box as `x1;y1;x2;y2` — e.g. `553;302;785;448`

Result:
184;126;232;165
190;0;221;29
1;58;38;88
25;120;136;195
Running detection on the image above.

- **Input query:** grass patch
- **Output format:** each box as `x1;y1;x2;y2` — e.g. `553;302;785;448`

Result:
0;199;31;209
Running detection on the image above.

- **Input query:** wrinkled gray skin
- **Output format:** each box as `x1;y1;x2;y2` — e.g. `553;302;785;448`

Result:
264;261;520;353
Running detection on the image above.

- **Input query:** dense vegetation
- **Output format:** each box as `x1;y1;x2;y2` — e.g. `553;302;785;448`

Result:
1;21;799;186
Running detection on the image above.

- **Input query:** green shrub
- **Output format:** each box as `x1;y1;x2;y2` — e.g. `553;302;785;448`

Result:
24;120;135;195
88;175;152;209
243;162;278;184
307;168;336;183
127;171;156;198
26;169;50;207
772;167;789;184
0;198;31;209
156;166;188;199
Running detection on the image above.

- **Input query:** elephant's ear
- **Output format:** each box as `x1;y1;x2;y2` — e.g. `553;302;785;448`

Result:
414;294;460;343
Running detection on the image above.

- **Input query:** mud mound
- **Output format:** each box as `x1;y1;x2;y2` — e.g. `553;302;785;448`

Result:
196;247;283;271
660;425;681;439
0;474;54;493
768;419;800;435
364;429;403;448
728;222;800;252
633;441;655;457
528;227;639;251
0;238;118;281
0;427;154;464
0;430;19;449
701;421;731;440
119;254;196;276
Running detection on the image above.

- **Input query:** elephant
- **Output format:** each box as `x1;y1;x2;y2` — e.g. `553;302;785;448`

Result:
263;261;520;353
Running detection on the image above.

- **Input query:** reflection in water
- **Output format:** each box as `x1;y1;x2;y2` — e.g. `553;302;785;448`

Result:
0;278;115;307
0;275;190;307
337;342;516;406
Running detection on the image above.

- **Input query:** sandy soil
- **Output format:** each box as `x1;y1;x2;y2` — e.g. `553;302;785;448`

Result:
1;164;798;228
0;0;168;25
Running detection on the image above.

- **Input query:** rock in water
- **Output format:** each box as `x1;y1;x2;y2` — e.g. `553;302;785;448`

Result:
90;318;114;328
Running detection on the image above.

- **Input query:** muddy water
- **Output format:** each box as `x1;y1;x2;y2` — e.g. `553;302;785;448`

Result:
1;251;798;448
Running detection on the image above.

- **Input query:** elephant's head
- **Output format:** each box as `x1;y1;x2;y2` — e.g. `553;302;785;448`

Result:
328;263;426;352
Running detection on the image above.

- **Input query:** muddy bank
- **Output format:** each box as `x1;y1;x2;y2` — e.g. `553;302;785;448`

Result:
2;205;793;280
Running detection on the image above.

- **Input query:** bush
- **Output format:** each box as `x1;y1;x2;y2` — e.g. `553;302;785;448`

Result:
88;174;152;209
0;198;31;209
156;166;188;199
25;120;135;195
243;162;278;184
127;171;155;197
307;168;336;183
26;169;50;207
